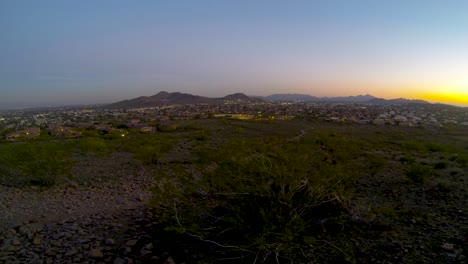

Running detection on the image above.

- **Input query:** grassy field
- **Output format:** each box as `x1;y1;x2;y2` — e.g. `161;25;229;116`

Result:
1;118;467;263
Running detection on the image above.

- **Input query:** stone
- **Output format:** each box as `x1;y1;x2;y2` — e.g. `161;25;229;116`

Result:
88;249;104;258
140;249;152;255
65;249;78;256
104;238;115;245
19;223;44;234
12;239;22;246
113;257;125;264
125;239;138;247
164;257;176;264
32;236;42;245
144;243;154;250
45;249;58;256
5;229;17;236
3;245;21;252
441;243;455;250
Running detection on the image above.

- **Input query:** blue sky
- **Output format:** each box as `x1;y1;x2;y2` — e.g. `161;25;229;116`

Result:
1;1;467;107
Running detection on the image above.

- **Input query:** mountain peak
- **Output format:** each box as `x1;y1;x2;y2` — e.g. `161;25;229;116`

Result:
106;91;259;109
222;93;250;100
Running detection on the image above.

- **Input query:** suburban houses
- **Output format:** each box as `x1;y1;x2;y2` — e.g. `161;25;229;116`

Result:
1;101;467;141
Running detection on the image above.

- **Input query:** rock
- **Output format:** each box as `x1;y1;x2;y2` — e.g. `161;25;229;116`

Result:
19;223;44;234
45;249;58;256
65;249;78;256
32;236;42;245
104;238;115;245
11;239;21;246
441;243;455;250
125;239;138;247
140;249;152;255
5;229;17;236
144;243;153;250
3;245;21;252
164;257;176;264
113;257;125;264
88;249;104;258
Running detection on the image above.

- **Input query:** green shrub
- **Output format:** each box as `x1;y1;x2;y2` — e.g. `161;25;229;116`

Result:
399;155;415;164
152;136;363;262
119;134;176;164
456;154;468;167
75;137;111;155
406;164;432;184
0;141;74;187
433;161;448;170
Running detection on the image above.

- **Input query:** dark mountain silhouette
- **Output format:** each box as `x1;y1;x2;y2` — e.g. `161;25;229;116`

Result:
262;94;429;104
367;98;430;105
107;91;430;109
262;94;320;102
221;93;252;101
263;94;377;102
107;91;259;109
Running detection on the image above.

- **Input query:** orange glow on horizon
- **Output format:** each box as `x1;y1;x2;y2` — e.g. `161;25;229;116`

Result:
420;93;468;105
346;83;468;105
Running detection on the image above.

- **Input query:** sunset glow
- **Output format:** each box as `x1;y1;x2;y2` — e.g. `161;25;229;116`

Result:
420;92;468;105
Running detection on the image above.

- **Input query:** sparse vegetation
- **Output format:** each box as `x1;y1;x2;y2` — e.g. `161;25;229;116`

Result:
1;118;467;263
406;163;432;184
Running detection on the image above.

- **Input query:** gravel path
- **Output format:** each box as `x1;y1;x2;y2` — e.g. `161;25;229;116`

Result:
0;153;166;263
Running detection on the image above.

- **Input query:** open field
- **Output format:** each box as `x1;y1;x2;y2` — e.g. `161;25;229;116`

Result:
1;118;467;263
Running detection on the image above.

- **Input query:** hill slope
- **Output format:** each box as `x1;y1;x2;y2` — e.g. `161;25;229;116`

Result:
107;91;259;109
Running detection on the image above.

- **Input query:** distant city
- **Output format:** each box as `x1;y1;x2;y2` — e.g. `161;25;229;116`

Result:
1;91;467;142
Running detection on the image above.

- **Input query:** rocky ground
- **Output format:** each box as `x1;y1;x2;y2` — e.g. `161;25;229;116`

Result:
0;153;174;264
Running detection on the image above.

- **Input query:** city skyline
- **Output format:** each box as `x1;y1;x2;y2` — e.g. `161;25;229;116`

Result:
1;1;468;108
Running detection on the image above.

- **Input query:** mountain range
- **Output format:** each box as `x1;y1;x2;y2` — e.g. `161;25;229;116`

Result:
262;94;429;104
106;91;429;109
106;91;259;109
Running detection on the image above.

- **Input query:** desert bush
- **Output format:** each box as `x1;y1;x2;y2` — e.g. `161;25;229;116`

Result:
119;134;176;164
405;163;432;184
399;155;415;164
152;136;369;262
74;137;111;155
0;141;74;187
189;131;210;141
433;161;448;170
456;154;468;167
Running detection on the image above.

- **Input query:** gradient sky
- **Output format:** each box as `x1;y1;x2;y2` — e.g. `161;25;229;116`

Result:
1;0;467;108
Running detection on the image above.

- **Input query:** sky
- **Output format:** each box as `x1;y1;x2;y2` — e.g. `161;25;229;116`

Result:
1;0;467;108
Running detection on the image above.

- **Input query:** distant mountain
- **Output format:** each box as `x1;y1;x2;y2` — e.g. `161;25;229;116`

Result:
367;98;430;105
263;94;320;102
107;91;430;109
321;94;378;103
262;93;429;105
221;93;252;101
107;91;259;109
263;94;377;103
